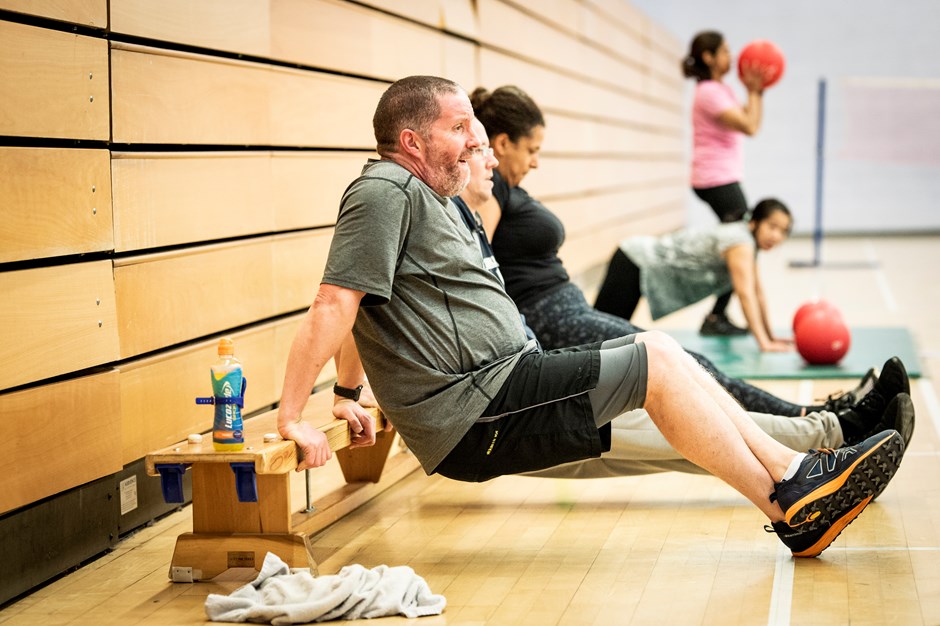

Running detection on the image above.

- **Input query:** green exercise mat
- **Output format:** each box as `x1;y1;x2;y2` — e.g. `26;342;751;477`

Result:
666;326;922;379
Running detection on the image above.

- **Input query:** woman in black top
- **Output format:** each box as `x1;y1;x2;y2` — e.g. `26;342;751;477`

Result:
469;85;859;417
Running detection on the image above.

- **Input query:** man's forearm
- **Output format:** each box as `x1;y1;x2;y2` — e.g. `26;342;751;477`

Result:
334;331;367;390
277;285;362;434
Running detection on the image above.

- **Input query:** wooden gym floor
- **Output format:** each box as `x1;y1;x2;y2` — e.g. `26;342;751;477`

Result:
1;235;938;626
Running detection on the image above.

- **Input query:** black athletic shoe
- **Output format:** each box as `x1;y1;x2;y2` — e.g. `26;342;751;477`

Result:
765;501;869;558
771;430;904;531
822;367;878;413
856;393;915;450
700;313;749;336
838;358;910;444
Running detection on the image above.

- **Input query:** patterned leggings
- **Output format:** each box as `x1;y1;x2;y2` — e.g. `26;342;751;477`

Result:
520;283;803;416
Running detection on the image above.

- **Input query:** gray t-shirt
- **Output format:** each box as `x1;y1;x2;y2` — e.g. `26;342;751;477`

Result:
620;221;754;320
322;160;531;473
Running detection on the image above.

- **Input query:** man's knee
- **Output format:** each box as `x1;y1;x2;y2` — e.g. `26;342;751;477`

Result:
635;331;686;388
635;330;682;353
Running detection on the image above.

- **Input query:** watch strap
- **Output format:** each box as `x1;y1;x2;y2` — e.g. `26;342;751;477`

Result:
333;383;363;401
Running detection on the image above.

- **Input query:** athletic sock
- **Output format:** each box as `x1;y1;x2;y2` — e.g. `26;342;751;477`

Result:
781;453;807;482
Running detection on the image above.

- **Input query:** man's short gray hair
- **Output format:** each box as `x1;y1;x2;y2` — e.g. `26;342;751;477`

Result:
373;76;463;156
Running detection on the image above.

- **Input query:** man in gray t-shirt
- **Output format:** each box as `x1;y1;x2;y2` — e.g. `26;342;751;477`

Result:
275;75;904;559
322;157;533;472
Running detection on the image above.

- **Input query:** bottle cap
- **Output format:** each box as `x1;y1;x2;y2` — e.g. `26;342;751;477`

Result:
218;337;234;356
187;433;203;444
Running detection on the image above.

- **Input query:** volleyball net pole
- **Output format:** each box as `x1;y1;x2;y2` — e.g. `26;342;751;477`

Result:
790;77;877;269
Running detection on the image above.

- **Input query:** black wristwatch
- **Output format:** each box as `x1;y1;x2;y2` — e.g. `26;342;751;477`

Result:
333;383;363;402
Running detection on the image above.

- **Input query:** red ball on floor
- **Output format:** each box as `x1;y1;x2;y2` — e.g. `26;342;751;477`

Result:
794;307;851;365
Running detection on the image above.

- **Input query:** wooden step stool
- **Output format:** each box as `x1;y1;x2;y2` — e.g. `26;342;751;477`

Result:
145;391;419;581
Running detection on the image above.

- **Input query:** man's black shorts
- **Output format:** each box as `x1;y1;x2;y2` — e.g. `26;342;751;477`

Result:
434;342;611;482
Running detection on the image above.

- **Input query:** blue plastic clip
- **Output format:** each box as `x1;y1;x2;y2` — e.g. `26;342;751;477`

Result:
155;463;189;503
195;377;248;407
230;462;258;502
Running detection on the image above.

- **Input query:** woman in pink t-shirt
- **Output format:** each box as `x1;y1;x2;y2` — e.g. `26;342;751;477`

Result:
682;30;773;336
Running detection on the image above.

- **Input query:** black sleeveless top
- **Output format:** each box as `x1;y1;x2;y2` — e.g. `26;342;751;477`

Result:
490;170;570;307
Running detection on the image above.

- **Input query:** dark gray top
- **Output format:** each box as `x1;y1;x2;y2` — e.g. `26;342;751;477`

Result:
322;160;532;473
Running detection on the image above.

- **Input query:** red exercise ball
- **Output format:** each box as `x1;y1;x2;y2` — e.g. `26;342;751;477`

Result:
795;308;851;365
738;40;786;89
792;299;842;334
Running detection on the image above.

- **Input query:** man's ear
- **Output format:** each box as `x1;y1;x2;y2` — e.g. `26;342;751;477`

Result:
400;129;423;158
491;133;512;156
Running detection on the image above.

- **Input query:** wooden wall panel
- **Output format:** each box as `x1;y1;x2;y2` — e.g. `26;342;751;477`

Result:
583;4;647;69
551;186;687;238
478;48;681;130
521;0;586;36
0;0;107;28
110;152;367;253
354;0;445;30
0;261;119;391
0;21;109;140
271;152;371;231
111;45;380;148
439;0;478;38
559;203;686;278
586;0;651;42
544;112;683;154
112;234;332;359
648;23;684;78
477;0;645;92
113;241;275;359
110;0;271;56
545;186;685;276
271;0;455;81
537;113;684;156
528;157;686;199
443;36;478;90
0;148;113;263
110;152;274;252
0;371;121;514
268;67;382;148
271;230;333;314
110;0;478;84
110;45;272;145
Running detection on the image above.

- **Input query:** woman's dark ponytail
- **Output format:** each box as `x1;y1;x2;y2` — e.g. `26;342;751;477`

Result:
683;31;724;82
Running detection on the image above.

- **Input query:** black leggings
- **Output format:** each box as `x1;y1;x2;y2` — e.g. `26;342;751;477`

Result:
594;249;642;321
693;182;749;316
521;282;804;416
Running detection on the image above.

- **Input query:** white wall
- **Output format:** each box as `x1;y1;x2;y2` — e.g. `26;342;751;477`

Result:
629;0;940;234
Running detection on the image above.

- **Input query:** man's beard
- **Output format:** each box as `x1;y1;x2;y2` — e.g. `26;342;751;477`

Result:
426;153;470;197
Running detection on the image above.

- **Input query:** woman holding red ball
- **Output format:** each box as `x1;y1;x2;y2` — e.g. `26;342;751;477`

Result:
682;31;782;336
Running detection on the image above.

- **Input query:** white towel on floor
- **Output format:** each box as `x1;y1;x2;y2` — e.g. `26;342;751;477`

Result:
204;552;446;623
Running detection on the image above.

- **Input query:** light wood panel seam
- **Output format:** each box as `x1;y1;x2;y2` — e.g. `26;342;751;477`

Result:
109;40;385;84
542;107;684;136
537;176;689;203
477;40;684;114
0;6;108;34
111;228;335;268
564;199;685;237
496;0;678;85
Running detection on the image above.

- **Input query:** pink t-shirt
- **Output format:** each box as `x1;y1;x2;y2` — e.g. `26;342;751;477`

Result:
691;80;742;189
